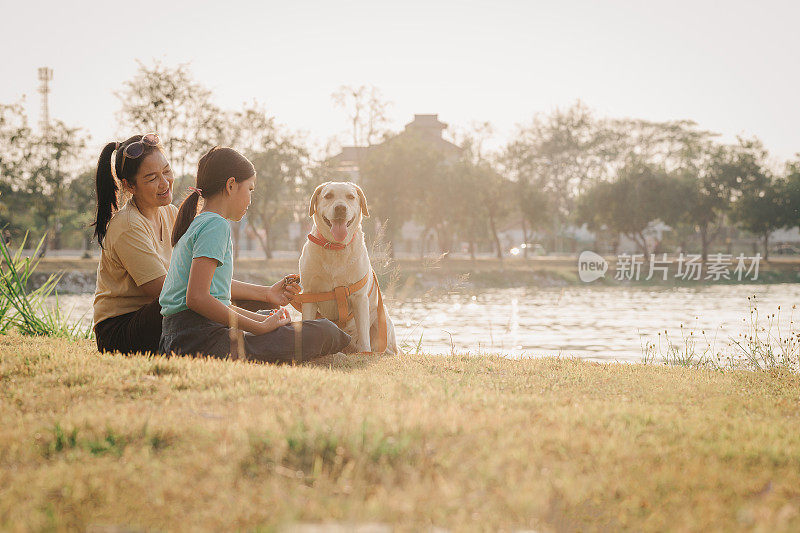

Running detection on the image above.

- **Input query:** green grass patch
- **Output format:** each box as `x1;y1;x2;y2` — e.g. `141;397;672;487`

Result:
37;422;174;459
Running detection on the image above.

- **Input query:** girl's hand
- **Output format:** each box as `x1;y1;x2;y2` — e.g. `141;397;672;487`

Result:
266;275;302;305
255;307;291;334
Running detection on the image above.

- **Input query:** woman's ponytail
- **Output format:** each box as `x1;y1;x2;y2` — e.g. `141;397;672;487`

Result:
172;190;201;246
92;142;120;247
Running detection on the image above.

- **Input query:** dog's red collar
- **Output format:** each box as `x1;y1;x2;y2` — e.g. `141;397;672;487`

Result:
307;230;354;250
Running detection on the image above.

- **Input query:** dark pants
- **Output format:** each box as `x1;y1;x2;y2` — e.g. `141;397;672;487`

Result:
95;299;277;356
95;299;162;355
159;309;350;364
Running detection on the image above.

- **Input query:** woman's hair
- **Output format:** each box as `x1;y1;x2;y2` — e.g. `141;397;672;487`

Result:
172;146;256;246
92;135;164;247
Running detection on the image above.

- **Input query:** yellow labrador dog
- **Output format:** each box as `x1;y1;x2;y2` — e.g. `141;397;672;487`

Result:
298;181;398;354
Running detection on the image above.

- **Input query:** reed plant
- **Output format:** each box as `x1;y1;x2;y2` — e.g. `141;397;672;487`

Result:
0;233;93;339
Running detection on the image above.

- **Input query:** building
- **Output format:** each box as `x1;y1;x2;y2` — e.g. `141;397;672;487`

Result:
327;114;464;256
329;114;462;172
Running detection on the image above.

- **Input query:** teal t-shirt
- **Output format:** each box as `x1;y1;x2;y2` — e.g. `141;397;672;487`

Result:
159;211;233;316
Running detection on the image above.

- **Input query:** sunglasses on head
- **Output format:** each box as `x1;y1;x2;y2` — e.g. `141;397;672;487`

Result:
119;133;161;175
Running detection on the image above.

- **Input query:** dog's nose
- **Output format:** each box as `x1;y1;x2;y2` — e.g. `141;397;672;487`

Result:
333;204;347;218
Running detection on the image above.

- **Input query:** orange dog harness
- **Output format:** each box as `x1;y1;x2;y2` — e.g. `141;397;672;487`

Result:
288;233;388;353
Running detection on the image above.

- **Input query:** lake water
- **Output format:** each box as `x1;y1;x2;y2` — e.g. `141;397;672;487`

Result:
50;284;800;362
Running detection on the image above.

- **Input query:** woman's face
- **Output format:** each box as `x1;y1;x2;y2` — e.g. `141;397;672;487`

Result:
125;150;174;209
230;174;256;221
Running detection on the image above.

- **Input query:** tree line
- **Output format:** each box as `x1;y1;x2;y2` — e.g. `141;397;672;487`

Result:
1;62;798;260
356;101;800;261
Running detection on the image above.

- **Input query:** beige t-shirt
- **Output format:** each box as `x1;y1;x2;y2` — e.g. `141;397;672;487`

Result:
93;200;179;327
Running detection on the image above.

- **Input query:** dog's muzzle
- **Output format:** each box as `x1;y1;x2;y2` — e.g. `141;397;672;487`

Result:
322;215;357;228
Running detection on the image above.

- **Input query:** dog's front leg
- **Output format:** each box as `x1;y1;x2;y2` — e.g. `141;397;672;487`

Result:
301;302;317;321
351;293;372;352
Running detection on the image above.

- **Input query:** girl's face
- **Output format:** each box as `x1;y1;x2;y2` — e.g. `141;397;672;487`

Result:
125;150;174;209
230;174;256;221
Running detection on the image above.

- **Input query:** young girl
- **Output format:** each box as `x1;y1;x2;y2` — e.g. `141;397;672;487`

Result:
158;146;351;362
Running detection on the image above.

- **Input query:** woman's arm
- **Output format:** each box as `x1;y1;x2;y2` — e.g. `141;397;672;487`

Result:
138;275;166;299
187;257;288;335
231;278;301;305
113;222;169;298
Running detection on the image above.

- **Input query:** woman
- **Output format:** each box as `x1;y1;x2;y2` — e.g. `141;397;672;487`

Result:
92;134;296;355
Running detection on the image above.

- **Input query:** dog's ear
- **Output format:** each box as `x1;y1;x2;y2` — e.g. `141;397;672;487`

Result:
309;182;328;217
353;184;370;218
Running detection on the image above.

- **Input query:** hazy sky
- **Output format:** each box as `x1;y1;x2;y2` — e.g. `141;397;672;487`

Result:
2;0;799;163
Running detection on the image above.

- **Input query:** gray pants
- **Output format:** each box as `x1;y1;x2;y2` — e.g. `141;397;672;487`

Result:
159;309;351;364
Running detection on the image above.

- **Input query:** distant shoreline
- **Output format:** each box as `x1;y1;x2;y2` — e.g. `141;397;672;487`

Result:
24;255;800;294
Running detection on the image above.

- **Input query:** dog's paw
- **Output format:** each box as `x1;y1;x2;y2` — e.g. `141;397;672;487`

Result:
355;342;372;353
342;341;360;354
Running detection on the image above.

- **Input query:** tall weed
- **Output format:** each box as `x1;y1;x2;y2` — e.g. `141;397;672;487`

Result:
642;295;800;372
0;233;93;339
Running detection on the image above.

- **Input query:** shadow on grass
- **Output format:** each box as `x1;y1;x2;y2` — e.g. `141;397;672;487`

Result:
303;351;390;372
139;350;386;372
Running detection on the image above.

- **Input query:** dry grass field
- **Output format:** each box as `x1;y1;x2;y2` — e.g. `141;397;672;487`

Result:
2;334;800;531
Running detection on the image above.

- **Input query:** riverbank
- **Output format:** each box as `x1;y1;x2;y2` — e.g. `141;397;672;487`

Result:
27;255;800;294
2;335;800;531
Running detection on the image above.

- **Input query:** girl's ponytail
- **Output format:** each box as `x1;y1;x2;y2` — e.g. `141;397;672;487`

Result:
92;142;120;247
171;190;201;246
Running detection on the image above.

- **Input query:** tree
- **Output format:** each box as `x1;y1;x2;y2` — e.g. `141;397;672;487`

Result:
359;132;445;258
246;141;308;259
451;122;514;259
331;85;391;147
446;158;506;260
605;118;719;173
476;161;514;260
730;176;785;261
0;101;30;179
0;101;32;233
783;157;800;231
221;102;280;258
680;138;770;261
117;61;226;177
18;121;86;253
435;156;476;258
1;100;88;250
225;101;278;152
503;101;612;253
673;151;730;263
591;118;724;258
578;162;677;258
446;127;514;259
63;169;96;256
227;103;309;259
